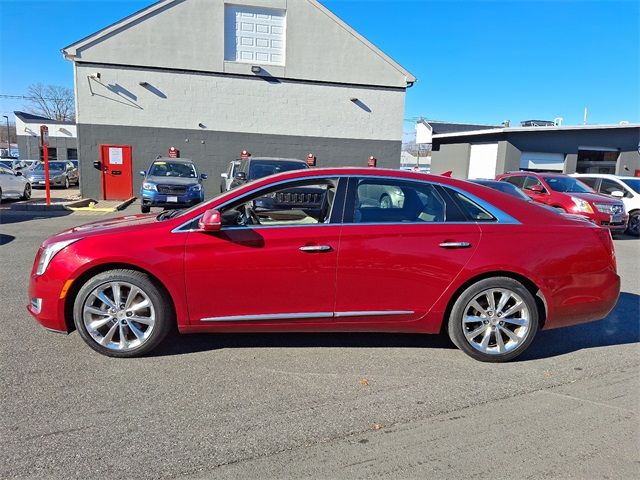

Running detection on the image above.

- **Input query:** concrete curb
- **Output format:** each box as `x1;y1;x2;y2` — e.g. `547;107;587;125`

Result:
115;197;137;211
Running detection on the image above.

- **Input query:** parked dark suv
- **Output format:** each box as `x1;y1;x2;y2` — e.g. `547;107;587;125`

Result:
496;171;627;232
227;157;309;190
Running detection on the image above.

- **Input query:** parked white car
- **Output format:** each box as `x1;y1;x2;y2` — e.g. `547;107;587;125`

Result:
0;166;31;201
572;173;640;236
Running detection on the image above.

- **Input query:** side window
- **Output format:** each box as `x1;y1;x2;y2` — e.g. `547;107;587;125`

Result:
502;176;525;188
221;179;338;227
599;179;622;195
523;176;545;191
226;162;234;178
352;179;452;223
578;177;598;189
446;189;496;222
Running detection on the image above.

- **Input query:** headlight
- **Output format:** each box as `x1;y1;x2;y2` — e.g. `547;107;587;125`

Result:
36;238;81;275
571;196;594;214
191;184;202;191
142;182;157;191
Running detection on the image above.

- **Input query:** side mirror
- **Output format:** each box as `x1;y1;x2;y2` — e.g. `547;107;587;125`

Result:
529;185;545;193
610;190;624;198
220;173;228;179
198;209;222;232
234;171;247;182
139;170;146;177
200;173;208;180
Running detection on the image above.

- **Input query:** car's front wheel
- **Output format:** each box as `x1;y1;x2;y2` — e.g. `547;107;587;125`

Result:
448;277;539;362
73;269;173;357
626;211;640;237
22;183;31;200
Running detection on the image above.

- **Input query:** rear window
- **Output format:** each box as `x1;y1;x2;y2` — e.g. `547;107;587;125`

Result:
249;160;307;180
501;176;525;188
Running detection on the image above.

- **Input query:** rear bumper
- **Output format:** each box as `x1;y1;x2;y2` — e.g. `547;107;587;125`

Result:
543;268;620;330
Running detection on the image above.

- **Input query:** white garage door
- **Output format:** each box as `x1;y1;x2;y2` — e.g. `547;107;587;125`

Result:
468;143;498;179
224;6;286;65
520;152;565;171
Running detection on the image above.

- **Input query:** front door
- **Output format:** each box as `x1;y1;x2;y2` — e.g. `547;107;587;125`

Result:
334;177;481;325
100;145;132;200
183;177;344;327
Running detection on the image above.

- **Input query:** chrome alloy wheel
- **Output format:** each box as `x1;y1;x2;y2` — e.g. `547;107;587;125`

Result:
82;282;156;351
462;288;530;355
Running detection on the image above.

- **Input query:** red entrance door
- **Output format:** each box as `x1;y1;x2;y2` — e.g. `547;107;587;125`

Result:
100;145;133;200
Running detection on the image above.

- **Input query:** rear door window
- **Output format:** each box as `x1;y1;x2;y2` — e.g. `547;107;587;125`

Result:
578;177;598;189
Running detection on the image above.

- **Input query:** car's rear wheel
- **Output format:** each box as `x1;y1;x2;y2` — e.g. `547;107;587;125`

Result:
626;211;640;237
22;183;31;200
73;269;173;357
448;277;539;362
379;194;392;208
141;205;151;213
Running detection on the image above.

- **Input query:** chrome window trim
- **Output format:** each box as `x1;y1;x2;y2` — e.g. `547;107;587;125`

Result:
201;310;414;322
172;174;521;233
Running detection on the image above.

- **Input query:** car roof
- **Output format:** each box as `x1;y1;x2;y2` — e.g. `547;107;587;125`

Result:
245;157;306;163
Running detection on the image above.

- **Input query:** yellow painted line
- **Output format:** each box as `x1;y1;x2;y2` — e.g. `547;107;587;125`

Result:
59;279;74;299
65;202;116;212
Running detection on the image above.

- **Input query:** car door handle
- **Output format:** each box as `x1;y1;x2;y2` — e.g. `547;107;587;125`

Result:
299;245;332;252
439;241;471;249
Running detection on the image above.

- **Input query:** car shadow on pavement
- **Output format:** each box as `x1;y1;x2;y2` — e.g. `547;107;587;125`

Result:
0;234;15;245
155;292;640;359
0;210;72;225
155;331;456;357
520;291;640;361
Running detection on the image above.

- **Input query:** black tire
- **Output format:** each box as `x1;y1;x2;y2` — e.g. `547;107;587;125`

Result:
63;176;70;189
379;194;392;209
21;183;31;200
626;211;640;237
141;205;151;214
0;187;3;202
447;277;539;362
73;269;173;357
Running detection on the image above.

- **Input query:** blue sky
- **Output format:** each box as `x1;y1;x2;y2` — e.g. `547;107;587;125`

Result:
1;0;638;137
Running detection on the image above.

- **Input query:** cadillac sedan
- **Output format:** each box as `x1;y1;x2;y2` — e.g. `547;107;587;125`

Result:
28;168;620;362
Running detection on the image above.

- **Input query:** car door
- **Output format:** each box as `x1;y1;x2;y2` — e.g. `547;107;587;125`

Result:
333;177;482;324
183;177;345;325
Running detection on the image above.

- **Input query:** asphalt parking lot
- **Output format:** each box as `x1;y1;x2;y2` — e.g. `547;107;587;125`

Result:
1;206;638;480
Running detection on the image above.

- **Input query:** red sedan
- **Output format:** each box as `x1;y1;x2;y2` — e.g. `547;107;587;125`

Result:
28;168;620;362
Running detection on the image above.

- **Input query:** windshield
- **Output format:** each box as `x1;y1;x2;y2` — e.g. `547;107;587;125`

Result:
621;179;640;193
545;176;593;193
148;161;197;178
249;160;307;180
34;162;66;171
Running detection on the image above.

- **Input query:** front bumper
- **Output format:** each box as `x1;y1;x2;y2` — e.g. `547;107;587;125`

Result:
141;191;203;208
29;177;66;187
27;269;71;333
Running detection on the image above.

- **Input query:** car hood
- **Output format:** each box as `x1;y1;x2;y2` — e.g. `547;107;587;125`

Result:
570;192;619;204
46;214;160;245
145;175;199;185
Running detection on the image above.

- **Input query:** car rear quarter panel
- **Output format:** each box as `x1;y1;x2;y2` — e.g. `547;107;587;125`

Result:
425;223;619;332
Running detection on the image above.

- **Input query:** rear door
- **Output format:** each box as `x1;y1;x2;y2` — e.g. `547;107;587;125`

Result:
334;177;482;324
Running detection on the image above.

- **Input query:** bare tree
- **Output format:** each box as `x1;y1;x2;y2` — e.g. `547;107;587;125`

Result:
24;84;75;122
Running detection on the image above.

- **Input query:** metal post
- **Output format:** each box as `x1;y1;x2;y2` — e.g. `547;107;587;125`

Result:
44;146;51;206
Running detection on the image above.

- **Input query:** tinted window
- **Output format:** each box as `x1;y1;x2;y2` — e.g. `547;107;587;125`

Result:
447;190;496;221
248;160;307;180
599;178;623;195
523;176;544;191
34;161;67;171
502;176;525;188
353;179;457;223
578;177;598;189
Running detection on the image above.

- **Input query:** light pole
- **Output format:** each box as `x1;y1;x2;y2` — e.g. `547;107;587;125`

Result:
2;115;9;157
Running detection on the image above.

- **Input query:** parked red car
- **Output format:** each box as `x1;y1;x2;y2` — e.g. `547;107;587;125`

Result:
496;172;627;232
28;168;620;362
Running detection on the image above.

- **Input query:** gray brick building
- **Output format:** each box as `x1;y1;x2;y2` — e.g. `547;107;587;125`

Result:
62;0;415;199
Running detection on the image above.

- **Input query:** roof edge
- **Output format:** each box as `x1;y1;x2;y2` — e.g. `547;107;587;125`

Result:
61;0;176;57
433;123;640;139
309;0;416;85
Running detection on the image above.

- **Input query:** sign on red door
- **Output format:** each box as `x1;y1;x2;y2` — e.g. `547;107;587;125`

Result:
100;145;133;200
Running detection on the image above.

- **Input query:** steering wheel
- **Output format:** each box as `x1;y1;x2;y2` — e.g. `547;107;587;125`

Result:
244;204;261;225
